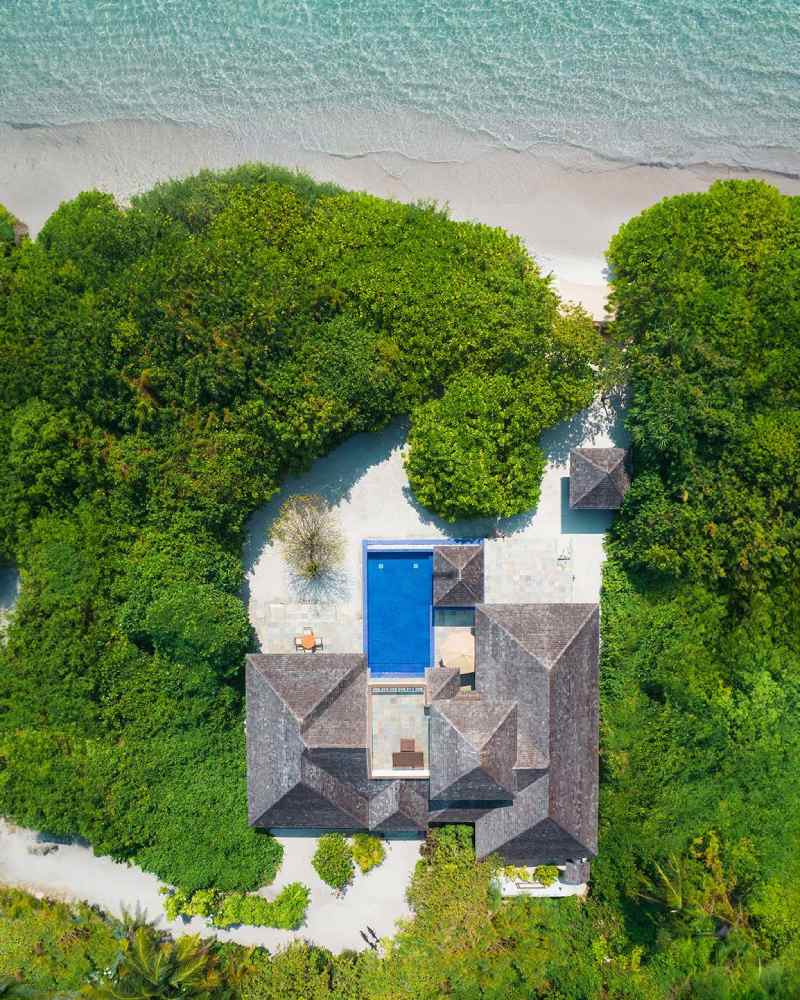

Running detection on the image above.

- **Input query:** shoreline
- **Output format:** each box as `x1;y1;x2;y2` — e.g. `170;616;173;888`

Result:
3;119;800;319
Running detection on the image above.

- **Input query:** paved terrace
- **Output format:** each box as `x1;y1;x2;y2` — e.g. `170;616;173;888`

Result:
243;393;628;654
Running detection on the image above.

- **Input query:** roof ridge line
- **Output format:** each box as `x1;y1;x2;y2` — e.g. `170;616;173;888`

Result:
579;477;624;507
479;701;517;749
482;607;551;667
301;659;363;734
439;699;516;749
583;450;623;473
301;755;368;826
571;449;626;505
549;605;598;668
435;705;480;755
253;657;360;730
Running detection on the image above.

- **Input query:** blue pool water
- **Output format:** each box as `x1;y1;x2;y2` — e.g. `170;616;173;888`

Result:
367;551;432;677
1;1;799;173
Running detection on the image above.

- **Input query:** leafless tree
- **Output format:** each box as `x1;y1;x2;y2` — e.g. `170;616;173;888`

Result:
271;494;345;581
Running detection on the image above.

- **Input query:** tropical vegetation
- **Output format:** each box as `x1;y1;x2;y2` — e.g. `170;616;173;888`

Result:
597;178;800;996
0;170;798;995
312;833;354;891
271;494;345;582
0;164;593;899
161;883;310;930
351;833;385;875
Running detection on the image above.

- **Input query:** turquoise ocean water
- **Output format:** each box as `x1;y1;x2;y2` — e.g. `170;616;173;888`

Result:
1;0;799;172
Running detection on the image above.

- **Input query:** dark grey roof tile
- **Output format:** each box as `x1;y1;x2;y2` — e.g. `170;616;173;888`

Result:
425;665;461;703
429;699;517;801
569;448;632;509
433;545;484;605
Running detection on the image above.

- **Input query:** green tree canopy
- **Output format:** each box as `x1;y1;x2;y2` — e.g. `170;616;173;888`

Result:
0;166;594;897
404;365;596;520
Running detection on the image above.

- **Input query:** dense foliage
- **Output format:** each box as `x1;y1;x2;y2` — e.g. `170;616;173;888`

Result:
404;311;598;519
3;168;797;996
596;179;800;995
0;206;16;256
312;833;354;891
0;888;118;991
83;917;231;1000
351;833;385;874
0;165;593;894
607;179;800;597
162;883;310;930
405;372;548;520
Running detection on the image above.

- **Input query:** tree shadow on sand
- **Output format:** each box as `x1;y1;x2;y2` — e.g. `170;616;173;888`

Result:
539;389;629;467
287;568;351;604
242;392;630;603
400;484;536;539
0;566;19;612
241;420;410;604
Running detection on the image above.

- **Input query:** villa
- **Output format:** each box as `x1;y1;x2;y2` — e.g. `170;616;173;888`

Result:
246;447;630;884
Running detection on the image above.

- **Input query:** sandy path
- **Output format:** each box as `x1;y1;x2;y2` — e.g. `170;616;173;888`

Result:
0;819;421;952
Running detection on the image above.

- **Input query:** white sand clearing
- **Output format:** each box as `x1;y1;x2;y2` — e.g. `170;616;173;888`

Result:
3;121;800;320
0;819;421;952
244;393;627;655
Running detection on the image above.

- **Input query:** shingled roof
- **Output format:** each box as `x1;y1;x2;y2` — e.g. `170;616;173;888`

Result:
429;699;516;802
246;655;370;829
425;665;461;703
433;545;484;606
569;448;632;509
246;601;599;867
369;779;429;832
471;604;599;863
247;655;433;833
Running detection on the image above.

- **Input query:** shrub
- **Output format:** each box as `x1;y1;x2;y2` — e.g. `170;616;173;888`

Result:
161;887;190;922
422;824;475;864
265;882;311;930
0;204;16;254
162;882;309;930
502;864;533;882
134;742;284;894
182;888;220;918
271;495;345;581
312;833;354;890
351;833;385;874
405;373;549;520
138;582;252;676
0;888;119;991
534;865;560;887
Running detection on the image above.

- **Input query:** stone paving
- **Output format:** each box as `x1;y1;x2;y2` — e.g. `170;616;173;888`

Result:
244;393;628;655
370;686;429;772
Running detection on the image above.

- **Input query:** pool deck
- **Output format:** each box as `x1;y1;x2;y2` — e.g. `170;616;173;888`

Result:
369;684;429;775
244;393;627;657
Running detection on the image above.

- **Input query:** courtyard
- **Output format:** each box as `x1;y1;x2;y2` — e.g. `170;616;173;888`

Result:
244;392;628;656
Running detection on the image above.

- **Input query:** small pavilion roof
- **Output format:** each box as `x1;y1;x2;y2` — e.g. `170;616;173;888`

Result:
569;448;632;509
433;544;484;606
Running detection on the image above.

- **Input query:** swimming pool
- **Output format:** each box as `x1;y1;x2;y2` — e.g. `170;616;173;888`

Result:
366;550;432;676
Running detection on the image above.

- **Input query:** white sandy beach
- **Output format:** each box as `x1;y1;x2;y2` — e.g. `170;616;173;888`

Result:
3;119;800;319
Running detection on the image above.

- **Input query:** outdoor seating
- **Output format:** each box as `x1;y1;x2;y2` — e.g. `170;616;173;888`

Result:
294;629;323;652
392;749;425;769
